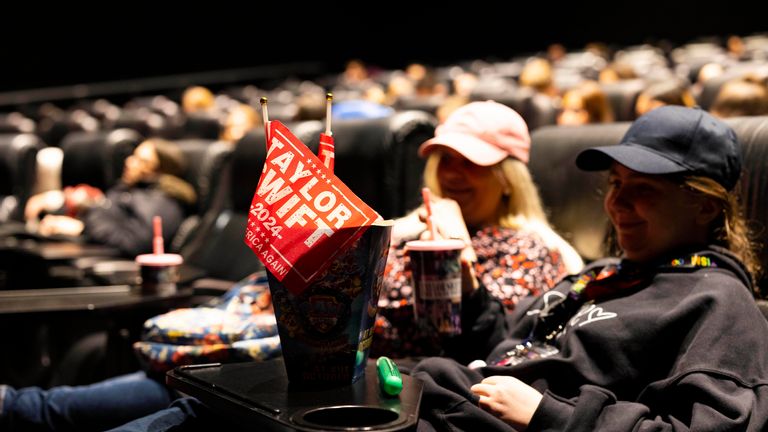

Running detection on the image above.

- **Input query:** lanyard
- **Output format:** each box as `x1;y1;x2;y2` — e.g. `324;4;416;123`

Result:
492;254;718;366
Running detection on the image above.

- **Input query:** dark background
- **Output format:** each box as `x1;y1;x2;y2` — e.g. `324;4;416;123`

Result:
1;7;766;93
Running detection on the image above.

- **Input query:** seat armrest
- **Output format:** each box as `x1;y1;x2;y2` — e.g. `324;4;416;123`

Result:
191;278;235;296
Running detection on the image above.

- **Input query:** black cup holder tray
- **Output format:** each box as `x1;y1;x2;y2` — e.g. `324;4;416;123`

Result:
167;359;422;431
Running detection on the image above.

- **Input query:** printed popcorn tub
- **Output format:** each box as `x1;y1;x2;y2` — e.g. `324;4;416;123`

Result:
267;221;392;385
245;120;390;386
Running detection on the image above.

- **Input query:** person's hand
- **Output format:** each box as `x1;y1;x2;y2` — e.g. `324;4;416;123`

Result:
63;184;104;214
391;209;428;245
38;215;85;237
421;199;476;256
418;198;479;294
24;190;65;222
471;375;543;430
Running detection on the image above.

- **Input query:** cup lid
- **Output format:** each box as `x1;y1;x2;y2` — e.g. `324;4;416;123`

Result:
405;239;466;251
135;253;183;266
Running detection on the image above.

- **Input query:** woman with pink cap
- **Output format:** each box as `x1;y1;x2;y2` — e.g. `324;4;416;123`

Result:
373;100;582;361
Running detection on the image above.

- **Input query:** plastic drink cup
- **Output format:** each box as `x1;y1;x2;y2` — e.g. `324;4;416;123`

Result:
406;239;465;336
135;253;183;294
135;216;182;295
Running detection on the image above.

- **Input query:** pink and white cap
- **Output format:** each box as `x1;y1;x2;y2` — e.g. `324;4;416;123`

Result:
419;100;531;166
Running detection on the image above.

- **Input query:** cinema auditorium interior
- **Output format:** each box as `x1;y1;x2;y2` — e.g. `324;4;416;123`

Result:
2;10;768;431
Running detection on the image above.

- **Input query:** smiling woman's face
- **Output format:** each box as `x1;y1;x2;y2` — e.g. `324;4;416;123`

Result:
436;148;504;228
604;163;713;263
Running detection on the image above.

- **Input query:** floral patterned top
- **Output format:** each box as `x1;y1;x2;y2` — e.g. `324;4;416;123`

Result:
371;226;568;359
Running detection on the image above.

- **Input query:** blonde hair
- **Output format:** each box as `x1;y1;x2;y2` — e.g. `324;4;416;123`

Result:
569;81;615;123
520;58;554;94
684;175;761;287
181;86;215;114
423;150;583;273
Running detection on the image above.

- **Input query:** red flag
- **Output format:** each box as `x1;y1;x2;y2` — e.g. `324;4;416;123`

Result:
318;132;335;171
244;121;379;295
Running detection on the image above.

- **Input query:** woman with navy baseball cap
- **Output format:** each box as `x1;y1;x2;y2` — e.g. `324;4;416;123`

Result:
408;106;767;431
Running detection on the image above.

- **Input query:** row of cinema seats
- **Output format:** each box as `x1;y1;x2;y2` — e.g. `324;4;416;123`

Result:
77;111;436;287
3;112;768;293
398;77;656;128
0;111;438;289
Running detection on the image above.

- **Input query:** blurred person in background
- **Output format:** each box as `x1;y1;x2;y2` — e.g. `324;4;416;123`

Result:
598;60;638;83
219;103;260;143
24;139;196;257
519;57;558;97
710;75;768;118
635;79;696;117
557;80;615;125
180;86;215;114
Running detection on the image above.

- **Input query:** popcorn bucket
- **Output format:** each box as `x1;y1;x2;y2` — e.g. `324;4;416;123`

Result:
266;220;393;386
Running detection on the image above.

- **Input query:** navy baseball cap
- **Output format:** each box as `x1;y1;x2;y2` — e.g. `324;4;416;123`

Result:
576;106;742;190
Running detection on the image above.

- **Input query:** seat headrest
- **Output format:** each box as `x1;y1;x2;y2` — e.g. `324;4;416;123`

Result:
600;79;645;121
0;133;44;221
530;123;630;261
175;139;233;215
725;116;768;295
60;128;142;190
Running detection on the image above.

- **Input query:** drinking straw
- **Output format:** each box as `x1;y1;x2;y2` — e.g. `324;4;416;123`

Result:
325;93;333;136
421;187;437;240
318;93;335;172
153;216;164;255
260;96;269;135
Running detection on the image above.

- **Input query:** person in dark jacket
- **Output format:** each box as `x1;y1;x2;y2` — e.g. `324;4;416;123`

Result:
411;106;768;431
25;138;196;257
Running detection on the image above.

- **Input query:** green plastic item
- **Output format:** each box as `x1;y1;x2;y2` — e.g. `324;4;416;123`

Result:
376;356;403;396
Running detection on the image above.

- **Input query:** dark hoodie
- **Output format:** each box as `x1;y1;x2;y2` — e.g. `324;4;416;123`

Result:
80;175;196;257
413;246;768;431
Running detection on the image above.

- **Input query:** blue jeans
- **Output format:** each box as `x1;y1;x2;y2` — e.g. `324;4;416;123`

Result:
0;371;174;431
107;398;237;432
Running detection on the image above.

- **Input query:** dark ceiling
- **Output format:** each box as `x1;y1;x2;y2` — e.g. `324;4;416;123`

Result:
1;7;765;93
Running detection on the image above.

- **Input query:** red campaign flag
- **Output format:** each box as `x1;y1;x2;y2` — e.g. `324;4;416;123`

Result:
244;121;380;295
317;132;335;171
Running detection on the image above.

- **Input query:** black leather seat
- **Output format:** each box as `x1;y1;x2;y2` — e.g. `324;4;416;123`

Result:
529;115;768;294
394;95;445;115
0;134;44;223
471;87;557;130
529;124;625;261
600;79;646;121
169;139;234;251
302;112;437;218
59;129;143;191
181;113;222;140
